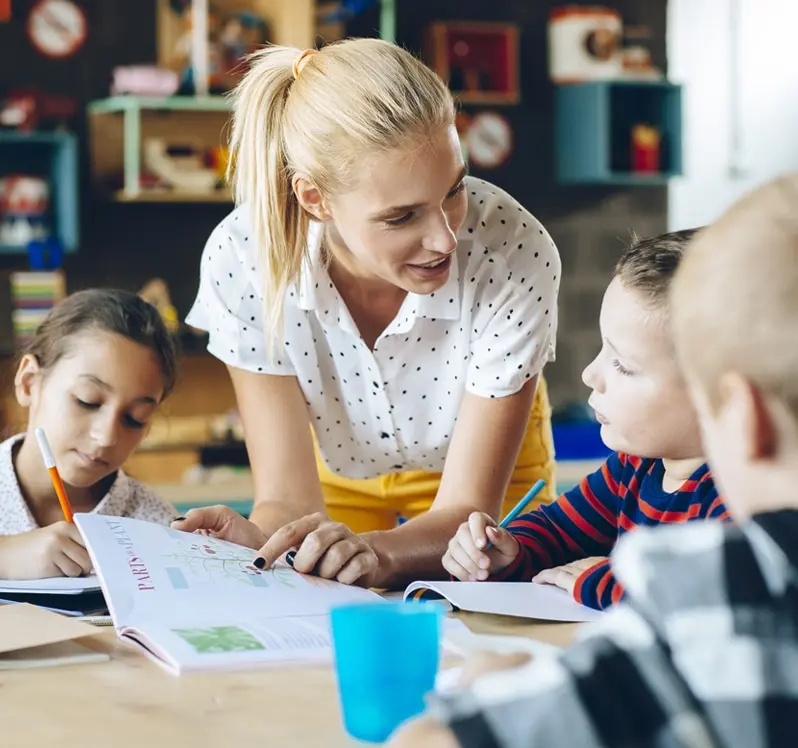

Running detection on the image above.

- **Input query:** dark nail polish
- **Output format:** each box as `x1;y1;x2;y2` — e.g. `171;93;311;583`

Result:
173;516;186;522
285;550;296;568
253;557;266;569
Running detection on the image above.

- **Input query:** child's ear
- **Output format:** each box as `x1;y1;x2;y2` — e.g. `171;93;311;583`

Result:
721;371;775;460
14;354;42;408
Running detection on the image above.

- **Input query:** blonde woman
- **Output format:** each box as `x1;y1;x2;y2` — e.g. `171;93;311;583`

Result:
178;39;561;589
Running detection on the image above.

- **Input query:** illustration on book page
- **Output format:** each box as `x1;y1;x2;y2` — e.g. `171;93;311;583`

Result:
156;525;297;591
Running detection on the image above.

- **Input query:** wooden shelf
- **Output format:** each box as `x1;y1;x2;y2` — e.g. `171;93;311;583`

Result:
157;0;315;68
88;96;231;200
87;96;231;115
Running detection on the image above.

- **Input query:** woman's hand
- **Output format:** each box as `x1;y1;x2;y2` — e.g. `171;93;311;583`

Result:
256;512;379;587
172;506;267;549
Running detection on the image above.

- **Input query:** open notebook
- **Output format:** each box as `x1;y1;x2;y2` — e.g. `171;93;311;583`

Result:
404;580;603;623
0;575;107;616
74;514;385;675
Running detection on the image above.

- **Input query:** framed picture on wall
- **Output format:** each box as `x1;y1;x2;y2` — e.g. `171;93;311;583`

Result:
424;21;520;105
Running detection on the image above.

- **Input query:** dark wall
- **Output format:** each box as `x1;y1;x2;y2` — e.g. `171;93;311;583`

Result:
0;0;669;406
357;0;670;406
0;0;231;341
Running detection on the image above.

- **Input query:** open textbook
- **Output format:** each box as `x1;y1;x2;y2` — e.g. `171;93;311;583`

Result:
404;580;603;623
74;514;382;675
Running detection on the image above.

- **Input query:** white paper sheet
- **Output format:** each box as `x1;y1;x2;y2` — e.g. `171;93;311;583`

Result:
404;581;603;623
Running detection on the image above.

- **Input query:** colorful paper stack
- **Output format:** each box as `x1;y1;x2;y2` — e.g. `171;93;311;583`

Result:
10;271;66;345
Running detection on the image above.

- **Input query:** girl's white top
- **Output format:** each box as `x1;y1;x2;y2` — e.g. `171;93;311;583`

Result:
0;434;178;534
187;177;561;480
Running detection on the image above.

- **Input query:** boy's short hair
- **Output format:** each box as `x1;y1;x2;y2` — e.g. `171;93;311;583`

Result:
615;228;701;312
671;173;798;416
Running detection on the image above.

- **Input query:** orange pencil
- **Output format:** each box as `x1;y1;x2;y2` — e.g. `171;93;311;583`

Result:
35;427;74;523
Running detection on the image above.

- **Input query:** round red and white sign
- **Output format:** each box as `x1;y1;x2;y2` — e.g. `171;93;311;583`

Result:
466;112;513;170
27;0;88;59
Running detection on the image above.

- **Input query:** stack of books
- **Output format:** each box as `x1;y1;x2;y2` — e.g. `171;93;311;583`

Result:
9;271;66;345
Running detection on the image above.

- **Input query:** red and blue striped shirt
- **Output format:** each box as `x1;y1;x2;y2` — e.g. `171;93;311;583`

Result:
495;452;729;610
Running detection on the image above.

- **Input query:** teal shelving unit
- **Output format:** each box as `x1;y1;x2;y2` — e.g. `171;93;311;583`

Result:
87;95;232;202
0;130;79;254
555;81;683;185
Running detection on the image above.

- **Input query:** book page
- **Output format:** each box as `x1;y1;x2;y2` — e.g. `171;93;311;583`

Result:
404;581;603;623
125;615;473;675
75;514;380;630
123;614;336;674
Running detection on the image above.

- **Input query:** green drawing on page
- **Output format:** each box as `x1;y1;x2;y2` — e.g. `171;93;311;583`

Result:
173;626;265;654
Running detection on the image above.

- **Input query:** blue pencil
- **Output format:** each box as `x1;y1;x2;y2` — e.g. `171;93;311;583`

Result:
499;478;547;528
485;478;547;549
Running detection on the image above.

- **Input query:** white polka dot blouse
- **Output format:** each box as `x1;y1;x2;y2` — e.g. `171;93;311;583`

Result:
187;177;561;479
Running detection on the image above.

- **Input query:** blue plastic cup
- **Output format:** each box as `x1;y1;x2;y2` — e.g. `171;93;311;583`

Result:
330;601;442;743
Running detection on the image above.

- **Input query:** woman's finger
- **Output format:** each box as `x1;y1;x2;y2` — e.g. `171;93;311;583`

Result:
313;536;359;579
171;506;236;533
290;522;351;574
256;512;328;568
335;548;378;586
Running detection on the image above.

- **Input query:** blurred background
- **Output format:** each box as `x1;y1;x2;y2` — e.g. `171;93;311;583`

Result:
0;0;795;510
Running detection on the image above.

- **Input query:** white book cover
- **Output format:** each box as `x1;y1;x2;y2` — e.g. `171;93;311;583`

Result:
75;514;381;675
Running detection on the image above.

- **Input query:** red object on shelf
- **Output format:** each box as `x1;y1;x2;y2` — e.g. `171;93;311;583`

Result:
631;124;661;173
0;0;10;22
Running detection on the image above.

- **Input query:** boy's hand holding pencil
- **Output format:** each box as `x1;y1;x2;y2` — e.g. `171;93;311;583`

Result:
443;512;520;581
442;479;546;582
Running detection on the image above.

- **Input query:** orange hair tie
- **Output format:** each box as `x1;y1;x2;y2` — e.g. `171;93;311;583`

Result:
293;49;318;80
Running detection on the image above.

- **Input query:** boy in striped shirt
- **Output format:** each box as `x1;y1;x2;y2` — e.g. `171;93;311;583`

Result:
391;172;798;748
443;229;728;610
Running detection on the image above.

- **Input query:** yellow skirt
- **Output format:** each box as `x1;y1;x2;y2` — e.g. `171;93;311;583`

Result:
316;377;555;533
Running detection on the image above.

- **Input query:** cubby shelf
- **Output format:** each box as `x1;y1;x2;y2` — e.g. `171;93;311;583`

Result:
555;81;683;185
0;130;79;254
87;95;232;202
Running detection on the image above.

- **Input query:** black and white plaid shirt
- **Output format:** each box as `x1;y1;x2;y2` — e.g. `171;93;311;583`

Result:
431;510;798;748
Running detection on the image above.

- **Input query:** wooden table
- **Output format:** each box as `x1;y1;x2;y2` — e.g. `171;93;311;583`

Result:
0;614;579;748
